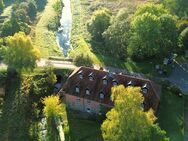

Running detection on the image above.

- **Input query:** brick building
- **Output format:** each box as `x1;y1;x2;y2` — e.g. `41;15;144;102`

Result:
60;67;161;114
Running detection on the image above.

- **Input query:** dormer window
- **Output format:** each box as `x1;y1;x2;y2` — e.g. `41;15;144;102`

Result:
75;86;80;93
112;79;118;86
102;76;108;85
127;81;133;86
85;88;90;95
88;72;94;81
78;70;83;79
142;84;149;94
99;92;104;99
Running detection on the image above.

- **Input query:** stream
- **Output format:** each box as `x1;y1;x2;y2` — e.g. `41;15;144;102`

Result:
56;0;72;58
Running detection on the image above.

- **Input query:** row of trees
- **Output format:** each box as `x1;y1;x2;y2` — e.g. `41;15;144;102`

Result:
0;0;47;37
87;3;187;61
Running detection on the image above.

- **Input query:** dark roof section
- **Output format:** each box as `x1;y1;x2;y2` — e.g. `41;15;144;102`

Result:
63;66;161;110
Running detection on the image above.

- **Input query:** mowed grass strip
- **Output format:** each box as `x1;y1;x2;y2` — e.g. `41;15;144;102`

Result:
32;0;63;58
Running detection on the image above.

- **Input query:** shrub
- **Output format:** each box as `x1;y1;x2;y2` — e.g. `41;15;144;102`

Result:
47;17;59;31
179;27;188;50
73;53;93;67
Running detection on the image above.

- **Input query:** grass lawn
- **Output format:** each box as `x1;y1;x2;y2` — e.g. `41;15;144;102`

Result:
31;0;63;58
67;110;103;141
157;88;184;141
184;95;188;140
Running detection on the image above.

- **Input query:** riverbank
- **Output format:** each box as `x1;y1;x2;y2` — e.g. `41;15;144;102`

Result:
31;0;63;58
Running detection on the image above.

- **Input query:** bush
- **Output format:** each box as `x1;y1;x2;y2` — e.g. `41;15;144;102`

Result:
169;85;182;96
47;17;59;31
73;53;93;67
177;19;188;33
179;27;188;50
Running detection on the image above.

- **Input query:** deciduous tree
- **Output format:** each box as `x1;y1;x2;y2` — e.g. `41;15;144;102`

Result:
42;95;63;141
128;3;177;60
0;0;4;12
103;9;130;60
87;8;111;43
4;32;40;72
101;85;169;141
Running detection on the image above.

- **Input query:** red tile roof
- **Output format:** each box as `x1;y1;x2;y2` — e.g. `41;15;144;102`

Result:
62;67;161;110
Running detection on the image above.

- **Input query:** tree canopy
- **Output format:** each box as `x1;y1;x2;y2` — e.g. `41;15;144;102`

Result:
0;0;4;12
128;3;177;60
42;95;63;118
101;85;169;141
87;8;111;43
161;0;188;17
4;32;40;72
103;9;130;60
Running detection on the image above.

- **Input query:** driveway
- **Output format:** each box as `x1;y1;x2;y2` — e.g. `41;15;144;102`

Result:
167;63;188;95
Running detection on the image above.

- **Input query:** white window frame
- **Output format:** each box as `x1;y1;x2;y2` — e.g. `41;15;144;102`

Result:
75;87;80;93
103;79;107;85
86;89;90;95
100;92;104;99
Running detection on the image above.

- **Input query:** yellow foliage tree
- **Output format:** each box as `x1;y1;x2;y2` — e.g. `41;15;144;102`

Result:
42;95;63;141
101;85;168;141
4;32;41;72
42;95;63;118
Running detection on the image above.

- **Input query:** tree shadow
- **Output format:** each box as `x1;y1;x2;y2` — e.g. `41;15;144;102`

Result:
0;69;34;141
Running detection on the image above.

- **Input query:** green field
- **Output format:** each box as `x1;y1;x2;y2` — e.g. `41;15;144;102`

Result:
32;0;63;58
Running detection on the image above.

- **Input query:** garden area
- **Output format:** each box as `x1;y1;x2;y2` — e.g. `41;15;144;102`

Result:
66;110;103;141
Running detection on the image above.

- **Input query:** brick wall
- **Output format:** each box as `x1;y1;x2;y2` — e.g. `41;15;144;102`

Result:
64;94;110;113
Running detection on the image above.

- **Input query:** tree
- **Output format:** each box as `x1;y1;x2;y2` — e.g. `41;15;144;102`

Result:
0;0;4;12
27;1;37;21
161;0;188;17
4;32;40;72
42;95;63;141
42;95;63;118
101;85;169;141
179;27;188;50
128;3;177;60
73;53;93;67
103;9;130;60
87;8;111;43
1;19;20;37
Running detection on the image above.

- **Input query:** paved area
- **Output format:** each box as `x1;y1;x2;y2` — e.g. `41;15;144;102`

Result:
37;59;77;70
168;63;188;95
0;59;77;70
